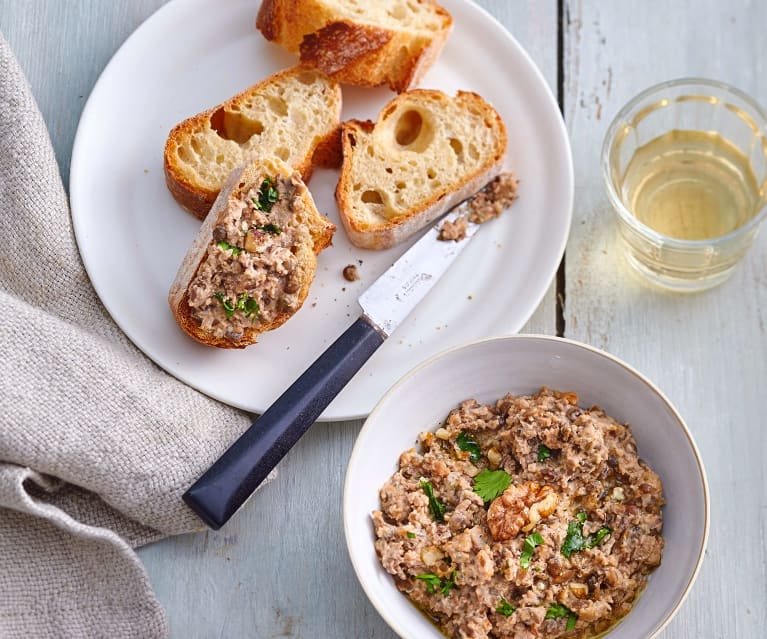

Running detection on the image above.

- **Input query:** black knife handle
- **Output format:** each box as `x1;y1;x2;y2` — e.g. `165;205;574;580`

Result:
182;315;385;529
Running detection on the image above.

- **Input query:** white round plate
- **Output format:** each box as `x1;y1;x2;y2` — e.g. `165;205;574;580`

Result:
344;335;709;639
70;0;573;420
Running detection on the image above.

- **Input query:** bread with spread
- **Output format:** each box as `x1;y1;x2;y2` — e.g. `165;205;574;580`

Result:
335;89;507;249
256;0;453;92
164;66;342;219
168;156;335;348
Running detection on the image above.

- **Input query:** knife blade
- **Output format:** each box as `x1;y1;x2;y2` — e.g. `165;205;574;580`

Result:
358;202;482;338
183;174;516;529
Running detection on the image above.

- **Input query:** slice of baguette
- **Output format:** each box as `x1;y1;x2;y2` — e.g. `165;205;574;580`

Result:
169;156;335;348
256;0;452;92
164;66;342;220
336;89;507;249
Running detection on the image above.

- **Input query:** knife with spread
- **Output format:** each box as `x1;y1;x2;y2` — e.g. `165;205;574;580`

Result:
183;173;518;529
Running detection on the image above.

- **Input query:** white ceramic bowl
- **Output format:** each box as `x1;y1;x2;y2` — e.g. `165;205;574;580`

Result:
344;335;708;639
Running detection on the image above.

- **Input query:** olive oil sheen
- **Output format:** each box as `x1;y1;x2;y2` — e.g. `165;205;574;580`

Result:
619;130;760;240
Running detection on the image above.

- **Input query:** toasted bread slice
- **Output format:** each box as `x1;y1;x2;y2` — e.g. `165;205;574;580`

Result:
335;89;507;249
169;156;335;348
256;0;452;92
164;66;342;219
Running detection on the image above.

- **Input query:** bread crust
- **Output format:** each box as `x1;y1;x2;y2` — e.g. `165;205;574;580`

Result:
256;0;453;92
168;157;334;348
335;90;507;250
163;65;342;220
299;21;392;76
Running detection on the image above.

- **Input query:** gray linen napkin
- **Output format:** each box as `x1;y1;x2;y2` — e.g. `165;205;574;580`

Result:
0;34;258;638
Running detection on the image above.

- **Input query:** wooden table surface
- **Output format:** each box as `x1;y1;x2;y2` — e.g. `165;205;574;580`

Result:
2;1;765;637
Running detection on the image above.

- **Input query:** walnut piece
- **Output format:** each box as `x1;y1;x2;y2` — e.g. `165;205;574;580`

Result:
421;546;445;566
523;489;559;532
486;481;559;542
486;448;502;468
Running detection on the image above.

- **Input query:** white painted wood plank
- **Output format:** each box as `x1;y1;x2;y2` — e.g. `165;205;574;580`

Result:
0;0;166;185
563;1;767;637
0;1;560;637
508;0;559;338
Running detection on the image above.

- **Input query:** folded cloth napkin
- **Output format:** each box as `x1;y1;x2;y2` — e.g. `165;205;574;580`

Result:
0;34;258;639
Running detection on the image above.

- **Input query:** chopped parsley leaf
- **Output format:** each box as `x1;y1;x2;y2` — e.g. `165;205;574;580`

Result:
561;512;611;558
561;517;586;559
235;294;259;318
253;177;279;212
496;597;516;616
473;469;512;503
406;531;416;539
255;223;282;235
415;573;442;594
420;479;446;523
439;570;457;596
217;240;241;256
415;571;456;596
586;526;613;549
214;292;258;319
537;444;552;462
456;432;482;463
519;531;544;569
545;603;577;630
213;292;234;318
546;603;570;619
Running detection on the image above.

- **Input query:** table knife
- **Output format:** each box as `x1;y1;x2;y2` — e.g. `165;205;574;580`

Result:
183;176;513;529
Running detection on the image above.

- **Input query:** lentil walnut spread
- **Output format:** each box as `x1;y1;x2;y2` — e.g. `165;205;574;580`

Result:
373;388;664;639
186;176;310;344
437;173;518;242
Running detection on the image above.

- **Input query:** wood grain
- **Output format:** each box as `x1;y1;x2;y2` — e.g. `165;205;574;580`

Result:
0;1;558;637
7;0;767;637
26;1;767;637
0;0;165;184
136;4;559;637
563;1;767;637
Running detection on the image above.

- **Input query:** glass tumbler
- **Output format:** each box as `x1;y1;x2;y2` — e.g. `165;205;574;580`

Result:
602;78;767;292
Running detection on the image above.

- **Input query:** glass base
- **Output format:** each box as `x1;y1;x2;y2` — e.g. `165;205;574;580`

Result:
623;250;736;293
